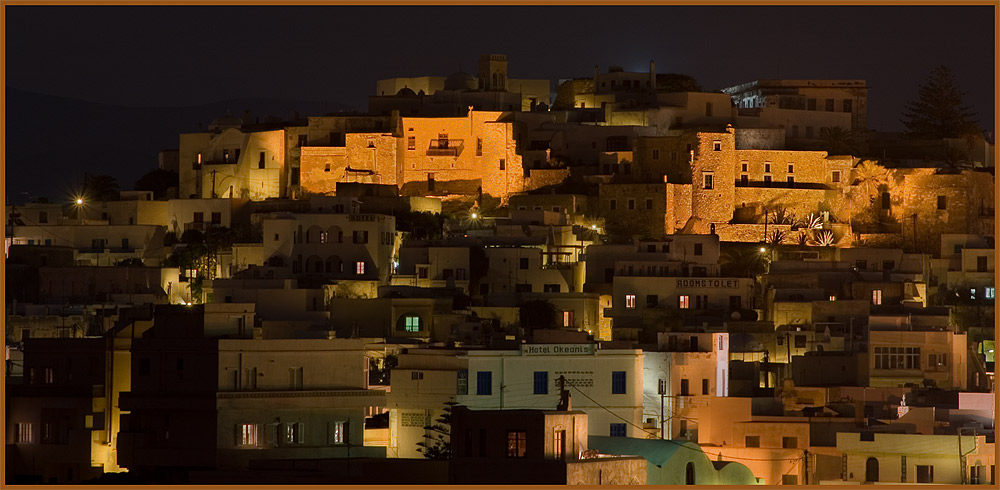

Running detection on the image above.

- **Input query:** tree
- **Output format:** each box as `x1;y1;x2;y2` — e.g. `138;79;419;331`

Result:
82;174;120;201
416;400;458;460
135;169;179;199
519;300;560;331
720;244;767;278
901;66;978;139
819;126;860;155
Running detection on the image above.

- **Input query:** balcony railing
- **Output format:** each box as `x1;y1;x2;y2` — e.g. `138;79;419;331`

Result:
427;139;463;156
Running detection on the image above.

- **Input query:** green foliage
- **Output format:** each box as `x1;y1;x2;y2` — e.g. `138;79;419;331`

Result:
416;400;457;460
901;65;978;139
720;244;768;278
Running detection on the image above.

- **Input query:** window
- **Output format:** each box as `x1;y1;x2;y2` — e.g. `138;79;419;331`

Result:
712;140;721;151
694;243;703;255
874;347;921;369
787;176;794;185
477;371;492;395
562;310;574;327
652;149;660;160
701;378;709;395
38;211;47;224
289;367;303;390
240;423;259;446
977;256;988;272
856;259;867;270
646;198;653;210
403;315;421;332
411;371;424;380
15;423;33;444
457;370;468;395
882;260;894;271
937;196;947;210
703;173;714;189
843;99;853;112
285;422;304;444
258;151;266;169
534;371;548;394
987;287;995;299
355;261;365;275
609;199;617;210
916;465;934;483
782;436;798;448
330;421;346;444
787;164;794;173
680;378;690;395
679;295;690;309
353;230;369;244
628;199;635;210
611;371;627;394
646;295;658;307
745;435;760;447
194;212;204;223
625;294;636;309
763;175;771;185
740;174;748;185
795;335;806;348
519;258;529;269
499;158;506;171
507;431;527;457
553;430;565;460
427;173;435;192
832;171;841;183
741;162;748;172
871;289;882;305
407;136;415;150
324;163;331;172
610;423;627;437
476;138;482;156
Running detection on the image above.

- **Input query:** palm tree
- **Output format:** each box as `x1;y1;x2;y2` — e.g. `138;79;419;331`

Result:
720;245;767;278
82;174;120;201
848;160;894;229
819;126;860;155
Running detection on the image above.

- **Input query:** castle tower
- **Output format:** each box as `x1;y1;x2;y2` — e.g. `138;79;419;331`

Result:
478;54;508;92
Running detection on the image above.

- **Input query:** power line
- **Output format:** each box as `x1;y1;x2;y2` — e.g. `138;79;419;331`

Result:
568;385;800;463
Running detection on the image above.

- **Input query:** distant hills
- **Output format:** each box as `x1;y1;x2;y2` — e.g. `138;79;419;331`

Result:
4;88;355;204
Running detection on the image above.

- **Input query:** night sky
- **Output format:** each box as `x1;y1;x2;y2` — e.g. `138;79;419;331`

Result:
3;5;995;200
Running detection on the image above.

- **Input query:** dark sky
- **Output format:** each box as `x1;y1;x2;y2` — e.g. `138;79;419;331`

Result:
5;5;996;132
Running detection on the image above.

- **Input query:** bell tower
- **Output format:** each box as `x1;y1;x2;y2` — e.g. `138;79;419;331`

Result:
478;53;508;92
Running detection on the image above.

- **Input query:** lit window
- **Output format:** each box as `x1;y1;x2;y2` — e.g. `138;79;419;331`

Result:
986;287;995;299
625;294;636;309
285;422;304;444
320;232;328;244
240;423;259;446
871;289;882;305
330;421;345;444
563;311;574;327
15;423;33;444
971;288;977;300
355;261;365;275
507;431;527;458
829;295;837;301
404;316;421;332
679;295;690;309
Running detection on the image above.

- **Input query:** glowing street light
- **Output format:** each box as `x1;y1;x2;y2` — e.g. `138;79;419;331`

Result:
471;212;478;219
759;247;766;253
76;198;84;205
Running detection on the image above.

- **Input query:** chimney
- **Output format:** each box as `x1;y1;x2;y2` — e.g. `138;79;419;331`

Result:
649;60;656;90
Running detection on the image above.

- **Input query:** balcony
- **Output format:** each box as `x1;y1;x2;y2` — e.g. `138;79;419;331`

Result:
426;139;463;157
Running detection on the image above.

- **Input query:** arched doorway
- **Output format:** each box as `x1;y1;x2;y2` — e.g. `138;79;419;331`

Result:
865;457;879;482
685;461;695;485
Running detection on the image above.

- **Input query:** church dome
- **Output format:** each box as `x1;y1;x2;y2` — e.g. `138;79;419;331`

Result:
444;71;477;91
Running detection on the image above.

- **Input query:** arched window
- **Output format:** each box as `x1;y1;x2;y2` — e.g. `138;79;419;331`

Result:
866;457;879;482
685;461;695;485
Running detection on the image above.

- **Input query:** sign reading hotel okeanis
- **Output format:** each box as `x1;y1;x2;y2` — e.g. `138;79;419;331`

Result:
675;279;741;289
521;344;596;356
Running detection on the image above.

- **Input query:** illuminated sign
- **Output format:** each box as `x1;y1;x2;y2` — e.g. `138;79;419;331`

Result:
521;344;596;356
675;279;740;289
